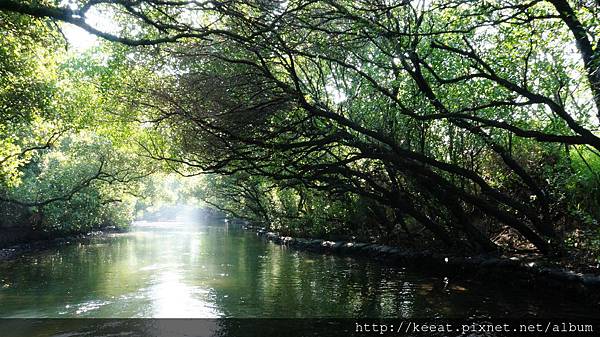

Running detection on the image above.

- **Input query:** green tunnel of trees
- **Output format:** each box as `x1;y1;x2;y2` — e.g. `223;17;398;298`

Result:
0;0;599;259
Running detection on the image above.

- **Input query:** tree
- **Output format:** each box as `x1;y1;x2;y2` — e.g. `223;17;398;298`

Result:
2;0;599;255
0;12;163;236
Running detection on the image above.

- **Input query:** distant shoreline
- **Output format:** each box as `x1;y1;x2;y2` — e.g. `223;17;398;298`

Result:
0;227;126;262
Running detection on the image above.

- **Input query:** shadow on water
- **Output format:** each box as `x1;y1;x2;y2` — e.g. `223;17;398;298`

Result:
0;319;373;337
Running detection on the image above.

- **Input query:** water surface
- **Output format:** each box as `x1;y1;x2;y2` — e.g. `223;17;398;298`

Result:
0;221;596;319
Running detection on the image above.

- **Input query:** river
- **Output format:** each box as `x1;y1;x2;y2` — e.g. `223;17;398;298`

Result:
0;220;598;335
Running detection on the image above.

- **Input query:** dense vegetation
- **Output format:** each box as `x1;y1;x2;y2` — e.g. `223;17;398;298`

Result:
0;1;599;262
0;12;164;236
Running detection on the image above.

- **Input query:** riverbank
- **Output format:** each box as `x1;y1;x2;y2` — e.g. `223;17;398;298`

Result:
0;227;127;261
247;226;600;307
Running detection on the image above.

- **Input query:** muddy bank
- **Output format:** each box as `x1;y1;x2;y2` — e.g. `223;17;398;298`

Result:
0;227;126;261
247;226;600;306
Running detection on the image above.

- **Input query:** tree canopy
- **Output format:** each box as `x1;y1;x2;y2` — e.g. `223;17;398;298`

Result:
1;0;599;259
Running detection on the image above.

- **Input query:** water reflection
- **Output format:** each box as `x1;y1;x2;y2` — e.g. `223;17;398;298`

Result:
150;270;218;318
0;221;598;319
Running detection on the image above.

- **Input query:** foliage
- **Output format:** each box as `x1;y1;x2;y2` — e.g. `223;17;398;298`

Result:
0;13;163;238
136;0;599;256
0;12;63;186
1;1;600;259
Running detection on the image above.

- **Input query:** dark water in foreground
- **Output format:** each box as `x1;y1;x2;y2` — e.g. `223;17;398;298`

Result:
0;221;598;335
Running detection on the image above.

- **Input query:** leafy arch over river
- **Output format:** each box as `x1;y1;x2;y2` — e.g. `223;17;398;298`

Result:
0;0;599;260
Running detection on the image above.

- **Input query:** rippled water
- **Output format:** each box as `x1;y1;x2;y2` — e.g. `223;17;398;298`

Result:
0;221;597;319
